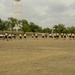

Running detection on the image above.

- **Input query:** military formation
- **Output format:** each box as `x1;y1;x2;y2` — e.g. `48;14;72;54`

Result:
0;32;75;41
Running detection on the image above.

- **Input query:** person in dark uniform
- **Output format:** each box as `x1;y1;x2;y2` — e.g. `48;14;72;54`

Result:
45;34;47;38
61;33;64;38
54;33;57;39
35;33;38;40
19;33;22;39
72;33;75;40
56;33;59;39
68;33;71;40
42;33;45;38
0;34;3;39
14;34;16;39
63;33;66;40
5;32;8;41
8;33;12;40
49;33;52;39
24;33;27;39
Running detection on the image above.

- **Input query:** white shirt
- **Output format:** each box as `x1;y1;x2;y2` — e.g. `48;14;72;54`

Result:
19;34;22;36
24;34;26;36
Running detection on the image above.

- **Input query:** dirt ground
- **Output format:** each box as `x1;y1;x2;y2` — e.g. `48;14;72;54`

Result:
0;37;75;75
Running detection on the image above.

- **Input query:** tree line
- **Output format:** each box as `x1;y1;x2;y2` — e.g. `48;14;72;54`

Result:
0;17;75;34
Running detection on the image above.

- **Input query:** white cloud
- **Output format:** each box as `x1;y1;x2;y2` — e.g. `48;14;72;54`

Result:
0;0;75;28
35;5;49;16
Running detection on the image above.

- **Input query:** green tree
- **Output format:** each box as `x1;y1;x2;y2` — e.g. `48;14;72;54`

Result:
4;21;10;30
29;22;42;32
8;17;17;32
53;25;58;33
0;19;7;31
67;26;75;34
42;28;51;33
19;19;31;33
53;24;66;33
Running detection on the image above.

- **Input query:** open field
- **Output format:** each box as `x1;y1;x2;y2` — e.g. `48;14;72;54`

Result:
0;38;75;75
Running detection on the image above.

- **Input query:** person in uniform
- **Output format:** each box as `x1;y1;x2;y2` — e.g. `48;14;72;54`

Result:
24;33;27;39
49;33;52;39
42;33;45;38
68;33;71;40
61;33;64;38
35;33;38;40
72;33;75;40
8;33;12;40
19;33;22;39
45;34;47;38
32;34;34;38
5;32;8;41
0;34;3;39
56;33;59;39
63;33;66;40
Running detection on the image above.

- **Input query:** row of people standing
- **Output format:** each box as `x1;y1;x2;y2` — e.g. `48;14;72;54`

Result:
19;33;38;40
41;33;75;40
0;32;16;41
0;32;75;40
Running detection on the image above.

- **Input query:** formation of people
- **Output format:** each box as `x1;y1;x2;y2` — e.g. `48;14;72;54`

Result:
0;32;75;41
41;33;75;40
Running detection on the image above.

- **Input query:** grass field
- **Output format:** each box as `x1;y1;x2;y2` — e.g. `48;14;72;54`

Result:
0;37;75;75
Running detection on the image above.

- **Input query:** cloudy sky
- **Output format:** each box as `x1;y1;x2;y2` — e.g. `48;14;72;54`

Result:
0;0;75;28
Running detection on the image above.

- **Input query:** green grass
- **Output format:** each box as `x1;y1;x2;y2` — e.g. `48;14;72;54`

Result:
0;38;75;75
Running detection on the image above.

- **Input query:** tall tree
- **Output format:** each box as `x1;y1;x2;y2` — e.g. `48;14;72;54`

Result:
19;19;31;33
0;19;7;31
30;22;42;32
42;28;51;33
4;21;10;30
53;24;66;33
67;26;75;34
8;17;17;32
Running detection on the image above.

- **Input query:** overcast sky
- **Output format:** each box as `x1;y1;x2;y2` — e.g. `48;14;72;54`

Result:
0;0;75;28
